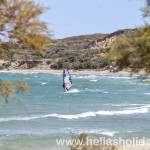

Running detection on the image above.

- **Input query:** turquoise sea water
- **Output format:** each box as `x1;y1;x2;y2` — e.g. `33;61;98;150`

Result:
0;72;150;150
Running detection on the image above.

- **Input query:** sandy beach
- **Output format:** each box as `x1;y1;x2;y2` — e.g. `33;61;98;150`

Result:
0;69;140;76
118;143;150;150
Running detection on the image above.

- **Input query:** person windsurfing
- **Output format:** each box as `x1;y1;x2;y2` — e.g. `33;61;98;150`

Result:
62;68;72;92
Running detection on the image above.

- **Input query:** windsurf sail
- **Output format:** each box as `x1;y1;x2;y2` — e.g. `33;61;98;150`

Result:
62;68;72;91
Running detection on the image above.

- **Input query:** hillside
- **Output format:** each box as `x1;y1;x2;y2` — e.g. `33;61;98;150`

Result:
0;29;136;71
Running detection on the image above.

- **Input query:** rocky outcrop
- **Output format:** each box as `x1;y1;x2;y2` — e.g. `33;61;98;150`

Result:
85;29;136;50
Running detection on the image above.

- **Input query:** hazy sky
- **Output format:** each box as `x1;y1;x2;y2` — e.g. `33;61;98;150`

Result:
35;0;145;39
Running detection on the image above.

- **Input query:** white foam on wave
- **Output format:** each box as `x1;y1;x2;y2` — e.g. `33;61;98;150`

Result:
143;78;150;82
90;79;97;82
73;75;97;80
65;89;80;93
73;74;138;80
144;93;150;95
0;105;149;122
102;91;109;94
108;76;134;79
100;131;117;137
64;128;118;137
41;82;48;85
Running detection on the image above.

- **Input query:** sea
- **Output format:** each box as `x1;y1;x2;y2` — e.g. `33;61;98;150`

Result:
0;72;150;150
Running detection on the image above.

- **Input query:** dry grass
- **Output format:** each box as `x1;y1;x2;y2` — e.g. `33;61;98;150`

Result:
71;134;117;150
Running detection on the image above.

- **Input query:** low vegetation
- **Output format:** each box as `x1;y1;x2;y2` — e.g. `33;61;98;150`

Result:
0;79;29;103
71;134;117;150
0;0;52;101
108;26;150;74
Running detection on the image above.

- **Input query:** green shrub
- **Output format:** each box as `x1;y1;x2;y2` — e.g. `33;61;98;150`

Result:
50;60;67;69
46;60;52;65
50;63;59;69
73;62;80;70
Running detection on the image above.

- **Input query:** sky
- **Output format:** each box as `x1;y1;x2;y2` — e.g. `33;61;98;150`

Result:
35;0;145;39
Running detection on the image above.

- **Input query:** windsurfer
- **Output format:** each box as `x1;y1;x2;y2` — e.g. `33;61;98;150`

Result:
62;68;72;92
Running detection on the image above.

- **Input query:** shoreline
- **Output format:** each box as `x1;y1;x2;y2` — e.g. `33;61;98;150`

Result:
0;69;143;76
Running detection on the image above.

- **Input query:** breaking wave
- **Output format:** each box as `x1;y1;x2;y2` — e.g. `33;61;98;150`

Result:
0;105;149;122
